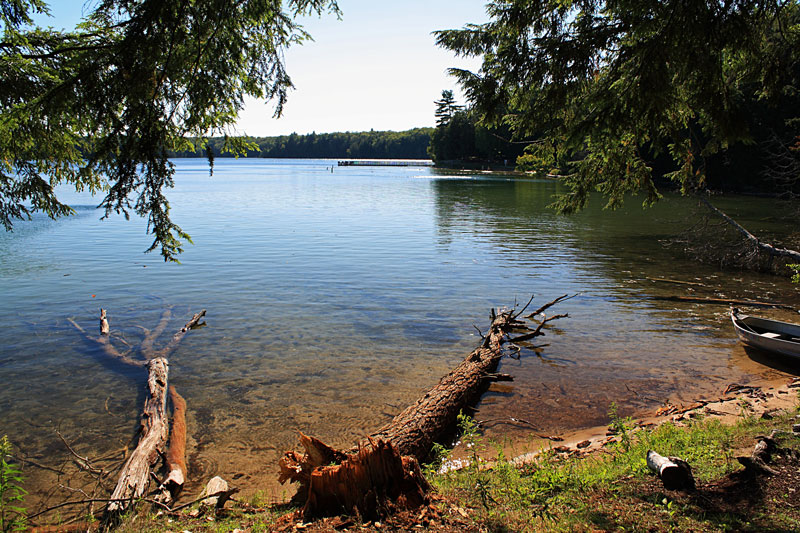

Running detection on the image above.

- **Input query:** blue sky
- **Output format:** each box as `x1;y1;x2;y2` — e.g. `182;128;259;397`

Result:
34;0;489;136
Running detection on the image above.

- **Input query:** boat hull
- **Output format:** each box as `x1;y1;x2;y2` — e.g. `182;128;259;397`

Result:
731;309;800;360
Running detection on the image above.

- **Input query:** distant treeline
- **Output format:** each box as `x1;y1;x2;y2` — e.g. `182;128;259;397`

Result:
170;128;434;159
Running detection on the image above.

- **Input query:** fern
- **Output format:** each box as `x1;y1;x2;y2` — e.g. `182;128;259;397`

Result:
0;435;26;533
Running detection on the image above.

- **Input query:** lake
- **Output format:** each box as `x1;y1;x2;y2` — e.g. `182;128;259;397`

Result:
1;158;798;504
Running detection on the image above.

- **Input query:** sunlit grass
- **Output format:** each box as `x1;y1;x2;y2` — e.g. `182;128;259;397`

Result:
428;405;800;532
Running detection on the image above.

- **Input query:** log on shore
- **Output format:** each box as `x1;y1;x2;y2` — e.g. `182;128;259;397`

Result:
646;450;695;491
737;435;779;476
105;357;170;518
280;298;568;519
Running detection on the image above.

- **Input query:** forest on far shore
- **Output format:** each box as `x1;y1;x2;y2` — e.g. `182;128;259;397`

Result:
170;128;434;160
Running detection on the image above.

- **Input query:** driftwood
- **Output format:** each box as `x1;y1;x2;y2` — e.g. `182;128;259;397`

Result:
646;450;695;491
280;296;569;519
69;307;204;522
737;435;779;476
106;357;170;514
648;295;794;310
698;194;800;263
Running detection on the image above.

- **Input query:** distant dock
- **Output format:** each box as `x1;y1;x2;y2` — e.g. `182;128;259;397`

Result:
337;159;434;167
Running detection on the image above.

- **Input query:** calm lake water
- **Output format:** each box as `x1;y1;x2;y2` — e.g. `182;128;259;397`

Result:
1;158;798;504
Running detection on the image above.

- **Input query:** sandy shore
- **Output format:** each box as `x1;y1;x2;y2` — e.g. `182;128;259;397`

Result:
508;375;800;465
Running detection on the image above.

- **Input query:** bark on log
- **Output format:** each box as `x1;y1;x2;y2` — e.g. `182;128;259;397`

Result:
157;386;188;503
105;357;170;518
365;308;533;461
280;298;568;519
646;450;695;491
100;308;110;335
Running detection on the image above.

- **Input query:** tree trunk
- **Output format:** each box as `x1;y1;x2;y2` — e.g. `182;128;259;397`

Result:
304;439;428;520
106;357;170;518
366;308;529;461
279;298;568;519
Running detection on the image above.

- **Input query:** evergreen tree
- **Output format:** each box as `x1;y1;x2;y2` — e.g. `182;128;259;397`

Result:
1;0;339;260
435;0;800;211
434;89;463;127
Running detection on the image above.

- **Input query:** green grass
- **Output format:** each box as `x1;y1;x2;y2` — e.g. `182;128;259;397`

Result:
428;405;800;532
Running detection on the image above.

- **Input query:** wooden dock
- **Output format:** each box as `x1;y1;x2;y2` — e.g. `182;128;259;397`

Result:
337;159;434;167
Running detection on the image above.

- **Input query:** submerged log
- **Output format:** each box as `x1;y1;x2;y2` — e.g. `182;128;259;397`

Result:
648;295;794;310
106;357;170;517
280;297;569;519
67;311;144;368
153;310;206;359
158;386;188;503
69;308;205;521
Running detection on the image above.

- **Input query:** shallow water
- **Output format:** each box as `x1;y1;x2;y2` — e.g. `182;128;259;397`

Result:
1;159;798;505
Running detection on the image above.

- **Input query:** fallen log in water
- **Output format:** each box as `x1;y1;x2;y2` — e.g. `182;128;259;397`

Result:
68;307;203;523
280;296;569;519
366;307;542;461
648;295;794;310
157;386;188;504
106;357;170;515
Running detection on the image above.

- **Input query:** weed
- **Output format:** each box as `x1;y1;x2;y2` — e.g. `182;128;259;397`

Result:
0;436;26;533
607;402;635;451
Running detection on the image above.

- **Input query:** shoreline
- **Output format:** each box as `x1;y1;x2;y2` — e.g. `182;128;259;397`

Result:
509;373;799;466
437;370;798;475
